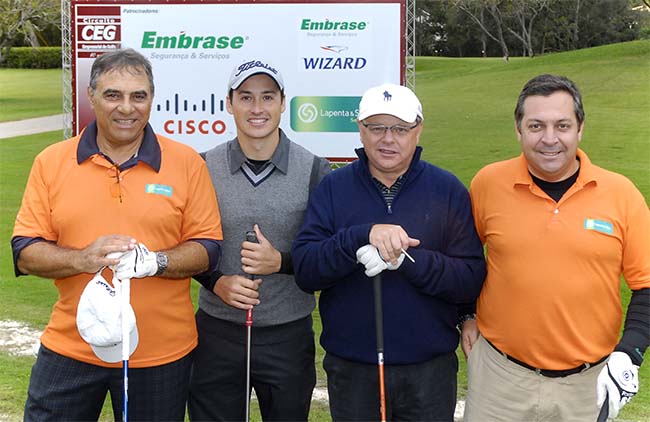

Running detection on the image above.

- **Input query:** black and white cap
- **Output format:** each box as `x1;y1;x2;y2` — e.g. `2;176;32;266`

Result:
228;59;284;92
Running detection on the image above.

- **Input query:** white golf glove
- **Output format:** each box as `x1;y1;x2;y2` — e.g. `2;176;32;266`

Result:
596;351;639;420
356;245;405;277
113;243;158;280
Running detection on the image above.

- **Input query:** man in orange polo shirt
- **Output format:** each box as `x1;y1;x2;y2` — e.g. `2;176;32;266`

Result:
464;74;649;421
12;48;222;421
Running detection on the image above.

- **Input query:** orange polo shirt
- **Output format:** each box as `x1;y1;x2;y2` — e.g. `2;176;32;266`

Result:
470;149;650;370
13;123;222;368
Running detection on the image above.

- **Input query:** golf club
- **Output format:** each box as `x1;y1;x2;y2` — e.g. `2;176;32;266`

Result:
373;273;387;422
596;392;609;422
244;230;258;422
119;274;131;422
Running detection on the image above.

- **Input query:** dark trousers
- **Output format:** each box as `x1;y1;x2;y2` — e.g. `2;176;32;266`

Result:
23;345;192;422
188;309;316;422
324;352;458;422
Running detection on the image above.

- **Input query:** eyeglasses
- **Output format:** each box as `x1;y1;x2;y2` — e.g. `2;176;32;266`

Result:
361;122;419;137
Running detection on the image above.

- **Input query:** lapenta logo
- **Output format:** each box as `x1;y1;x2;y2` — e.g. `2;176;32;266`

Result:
141;31;245;49
290;96;360;133
300;19;368;31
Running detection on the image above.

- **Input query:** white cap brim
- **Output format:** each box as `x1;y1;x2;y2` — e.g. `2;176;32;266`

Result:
90;326;139;363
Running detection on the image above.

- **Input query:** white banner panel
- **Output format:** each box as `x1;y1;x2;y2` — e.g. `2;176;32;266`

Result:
72;1;405;159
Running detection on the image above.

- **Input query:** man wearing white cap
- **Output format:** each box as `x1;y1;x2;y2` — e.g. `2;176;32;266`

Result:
293;83;486;420
188;59;330;421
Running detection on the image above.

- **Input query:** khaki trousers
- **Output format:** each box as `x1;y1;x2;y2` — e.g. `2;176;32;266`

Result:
464;335;606;422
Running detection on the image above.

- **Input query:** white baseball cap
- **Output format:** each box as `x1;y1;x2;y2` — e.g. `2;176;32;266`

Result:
228;59;284;92
76;272;138;363
358;83;423;123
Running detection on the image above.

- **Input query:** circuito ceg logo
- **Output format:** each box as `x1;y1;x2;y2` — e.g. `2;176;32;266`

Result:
79;18;119;41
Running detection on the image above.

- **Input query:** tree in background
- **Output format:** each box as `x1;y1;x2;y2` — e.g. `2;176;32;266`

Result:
0;0;60;64
417;0;485;56
417;0;649;57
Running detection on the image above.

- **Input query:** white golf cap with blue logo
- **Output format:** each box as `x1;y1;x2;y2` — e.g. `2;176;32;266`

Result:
358;83;423;123
228;59;284;92
76;272;139;363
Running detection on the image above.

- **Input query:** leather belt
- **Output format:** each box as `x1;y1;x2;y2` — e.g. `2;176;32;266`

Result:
485;338;607;378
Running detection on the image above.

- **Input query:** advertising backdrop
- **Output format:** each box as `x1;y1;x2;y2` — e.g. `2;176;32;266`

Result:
72;0;405;159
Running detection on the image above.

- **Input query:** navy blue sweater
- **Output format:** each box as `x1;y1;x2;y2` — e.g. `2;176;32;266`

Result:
292;147;486;364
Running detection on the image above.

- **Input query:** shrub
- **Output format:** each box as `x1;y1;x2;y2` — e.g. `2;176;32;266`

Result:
1;47;62;69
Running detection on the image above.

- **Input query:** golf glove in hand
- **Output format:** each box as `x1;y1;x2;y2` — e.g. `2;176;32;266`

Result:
596;351;639;420
356;245;405;277
356;245;387;277
114;243;158;280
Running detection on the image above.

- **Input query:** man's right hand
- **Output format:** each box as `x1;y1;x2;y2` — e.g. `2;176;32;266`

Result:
214;274;262;310
77;235;136;274
369;224;419;265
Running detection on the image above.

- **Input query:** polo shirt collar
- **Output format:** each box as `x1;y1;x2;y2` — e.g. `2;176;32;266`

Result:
227;129;290;175
513;148;597;187
76;121;162;172
355;145;423;178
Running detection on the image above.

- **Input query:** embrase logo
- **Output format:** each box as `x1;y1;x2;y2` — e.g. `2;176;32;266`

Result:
141;31;245;49
300;19;367;31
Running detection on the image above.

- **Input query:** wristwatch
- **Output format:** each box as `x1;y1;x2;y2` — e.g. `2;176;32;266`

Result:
456;313;476;331
155;252;169;276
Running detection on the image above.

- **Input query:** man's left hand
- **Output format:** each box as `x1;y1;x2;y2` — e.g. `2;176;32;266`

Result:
356;245;388;277
241;224;282;276
112;243;158;279
596;351;639;420
459;319;479;359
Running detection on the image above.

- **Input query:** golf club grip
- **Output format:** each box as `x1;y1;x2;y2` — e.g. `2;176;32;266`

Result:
244;230;258;282
596;393;609;422
373;274;384;352
245;230;258;244
245;230;257;327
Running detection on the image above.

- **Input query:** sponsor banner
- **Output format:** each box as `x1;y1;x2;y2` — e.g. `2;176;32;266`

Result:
72;1;403;159
290;96;360;133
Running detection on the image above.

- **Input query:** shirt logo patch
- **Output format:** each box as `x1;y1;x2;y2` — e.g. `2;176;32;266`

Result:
145;184;173;197
584;218;613;235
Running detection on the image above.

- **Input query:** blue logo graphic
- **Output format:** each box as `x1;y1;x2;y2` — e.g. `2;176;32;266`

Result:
584;218;613;235
146;184;173;197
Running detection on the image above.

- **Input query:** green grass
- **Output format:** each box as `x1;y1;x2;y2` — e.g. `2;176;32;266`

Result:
1;40;649;421
0;69;63;122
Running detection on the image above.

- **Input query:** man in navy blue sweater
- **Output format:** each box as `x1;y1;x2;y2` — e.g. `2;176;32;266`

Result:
292;83;486;421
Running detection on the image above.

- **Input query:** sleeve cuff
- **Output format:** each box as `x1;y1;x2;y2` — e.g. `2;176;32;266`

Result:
279;251;294;275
